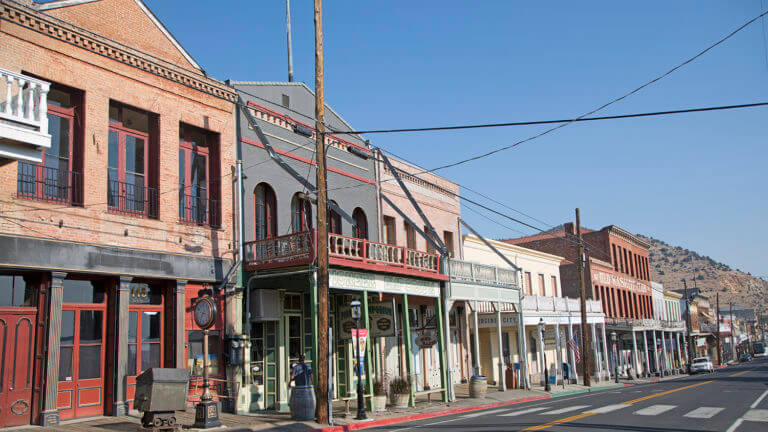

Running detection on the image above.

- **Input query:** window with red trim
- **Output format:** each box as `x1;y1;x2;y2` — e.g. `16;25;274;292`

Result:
254;183;277;239
291;193;313;232
179;124;220;227
352;208;368;239
328;201;342;235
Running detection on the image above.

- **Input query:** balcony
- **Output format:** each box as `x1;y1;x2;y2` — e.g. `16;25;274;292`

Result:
449;259;517;287
17;161;82;205
522;295;602;314
0;69;51;162
243;230;446;280
179;192;220;227
107;180;158;218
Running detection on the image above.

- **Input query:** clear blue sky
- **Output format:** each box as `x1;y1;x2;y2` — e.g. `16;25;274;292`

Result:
146;0;768;277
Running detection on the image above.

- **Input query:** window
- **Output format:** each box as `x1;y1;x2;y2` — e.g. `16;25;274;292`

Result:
188;330;221;376
383;216;397;245
254;183;277;239
424;226;435;254
443;231;454;257
62;279;106;304
525;272;533;296
622;248;629;274
612;244;619;271
629;251;635;277
179;124;219;226
291;193;313;232
0;275;36;307
108;102;157;217
127;310;162;376
404;222;416;249
328;201;342;235
352;208;368;239
17;83;82;205
551;276;558;297
538;274;546;296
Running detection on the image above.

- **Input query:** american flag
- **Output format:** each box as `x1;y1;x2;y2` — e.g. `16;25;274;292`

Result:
568;335;581;363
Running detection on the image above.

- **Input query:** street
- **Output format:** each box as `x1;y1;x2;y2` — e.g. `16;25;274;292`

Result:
370;359;768;432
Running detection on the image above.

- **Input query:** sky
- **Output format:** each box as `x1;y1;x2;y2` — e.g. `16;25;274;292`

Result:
144;0;768;277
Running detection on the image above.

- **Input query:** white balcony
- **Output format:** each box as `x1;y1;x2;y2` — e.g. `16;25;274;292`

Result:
522;295;602;314
0;68;51;163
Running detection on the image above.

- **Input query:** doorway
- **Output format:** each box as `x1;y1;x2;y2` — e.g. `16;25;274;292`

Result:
125;283;164;409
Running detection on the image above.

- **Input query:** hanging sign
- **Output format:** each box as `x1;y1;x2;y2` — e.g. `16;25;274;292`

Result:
415;331;438;348
351;328;368;377
339;302;396;338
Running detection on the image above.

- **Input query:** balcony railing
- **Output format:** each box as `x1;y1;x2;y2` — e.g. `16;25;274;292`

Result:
107;179;158;218
0;68;50;162
448;259;517;287
522;295;602;314
243;230;443;278
179;192;220;227
17;161;82;205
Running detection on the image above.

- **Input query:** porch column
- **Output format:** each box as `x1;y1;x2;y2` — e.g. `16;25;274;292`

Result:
517;312;529;389
113;276;132;416
554;323;562;386
642;330;650;377
601;323;610;380
567;322;577;384
632;331;640;377
442;297;455;401
436;296;449;401
661;331;669;375
42;272;66;427
538;322;546;384
590;324;600;380
651;331;659;375
472;301;481;376
402;294;415;407
676;333;683;369
174;280;187;368
495;303;505;391
683;332;689;367
277;291;288;411
362;292;374;410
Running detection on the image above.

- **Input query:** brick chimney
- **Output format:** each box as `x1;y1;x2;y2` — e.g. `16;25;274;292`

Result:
563;222;575;235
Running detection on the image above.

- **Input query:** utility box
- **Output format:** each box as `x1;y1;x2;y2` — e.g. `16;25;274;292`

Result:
134;368;190;430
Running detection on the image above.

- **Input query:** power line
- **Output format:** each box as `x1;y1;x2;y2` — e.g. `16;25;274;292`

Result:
328;101;768;135
358;9;768;178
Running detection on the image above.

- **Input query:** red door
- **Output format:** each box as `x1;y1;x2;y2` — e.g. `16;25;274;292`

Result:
0;309;37;427
57;305;106;419
125;306;164;409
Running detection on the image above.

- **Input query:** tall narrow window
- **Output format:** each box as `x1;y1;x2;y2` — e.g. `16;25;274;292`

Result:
291;193;313;232
538;274;546;296
254;183;277;239
352;208;368;239
443;231;455;257
629;251;635;277
622;248;629;274
424;226;435;254
383;216;397;245
612;244;619;271
404;222;416;249
525;272;533;296
328;201;342;235
108;102;156;217
179;124;217;226
551;276;558;297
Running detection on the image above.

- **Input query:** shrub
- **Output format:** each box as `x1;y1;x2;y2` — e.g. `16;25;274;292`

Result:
389;377;411;395
373;380;386;396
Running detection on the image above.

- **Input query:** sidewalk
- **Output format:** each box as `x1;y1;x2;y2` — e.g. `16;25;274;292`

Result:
7;380;647;432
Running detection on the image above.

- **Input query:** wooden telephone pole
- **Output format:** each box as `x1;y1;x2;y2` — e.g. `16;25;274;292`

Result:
683;279;694;369
576;208;591;387
314;0;329;424
716;293;721;365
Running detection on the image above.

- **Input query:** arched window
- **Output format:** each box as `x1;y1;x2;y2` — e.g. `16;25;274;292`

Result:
291;193;313;232
328;201;342;235
352;208;368;239
254;183;276;239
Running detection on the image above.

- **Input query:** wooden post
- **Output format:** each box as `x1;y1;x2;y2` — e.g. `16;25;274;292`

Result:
362;292;374;410
314;0;329;423
436;296;448;401
576;208;591;386
402;294;415;407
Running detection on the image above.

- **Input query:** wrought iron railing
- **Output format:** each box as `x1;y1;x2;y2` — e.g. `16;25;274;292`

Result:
17;161;82;205
107;179;158;218
179;191;220;227
243;230;314;266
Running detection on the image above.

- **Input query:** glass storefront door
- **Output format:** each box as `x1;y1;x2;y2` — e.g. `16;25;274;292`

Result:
125;283;164;409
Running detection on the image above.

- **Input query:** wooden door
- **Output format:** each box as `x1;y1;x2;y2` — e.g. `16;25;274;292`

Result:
0;309;37;428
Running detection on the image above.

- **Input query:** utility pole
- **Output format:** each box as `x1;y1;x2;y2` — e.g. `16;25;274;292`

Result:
314;0;329;424
683;279;693;370
729;302;735;362
286;0;294;82
576;208;591;387
716;293;721;366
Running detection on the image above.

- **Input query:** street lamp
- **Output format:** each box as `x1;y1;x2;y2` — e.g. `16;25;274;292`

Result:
611;332;619;383
538;318;550;392
350;298;366;420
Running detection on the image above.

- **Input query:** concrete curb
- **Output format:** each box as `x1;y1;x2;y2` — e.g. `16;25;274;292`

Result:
549;383;627;398
309;395;551;432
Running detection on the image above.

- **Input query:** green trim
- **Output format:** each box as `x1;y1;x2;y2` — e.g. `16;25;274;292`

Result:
402;294;415;407
435;296;448;402
362;292;374;411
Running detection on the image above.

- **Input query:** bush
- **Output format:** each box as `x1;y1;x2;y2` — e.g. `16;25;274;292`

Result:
373;380;386;396
389;377;411;395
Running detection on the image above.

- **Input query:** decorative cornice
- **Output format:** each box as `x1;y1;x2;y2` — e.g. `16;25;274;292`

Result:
606;225;650;249
1;0;236;103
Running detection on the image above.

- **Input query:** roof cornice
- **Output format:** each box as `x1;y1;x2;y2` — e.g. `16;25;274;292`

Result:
606;225;650;249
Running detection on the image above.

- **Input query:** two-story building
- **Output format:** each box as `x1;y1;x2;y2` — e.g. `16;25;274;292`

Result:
0;0;236;426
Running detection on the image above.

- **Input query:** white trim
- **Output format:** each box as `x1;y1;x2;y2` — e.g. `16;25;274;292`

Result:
36;0;101;11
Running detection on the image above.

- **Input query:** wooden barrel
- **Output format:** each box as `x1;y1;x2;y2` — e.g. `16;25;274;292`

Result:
469;375;487;398
289;385;316;421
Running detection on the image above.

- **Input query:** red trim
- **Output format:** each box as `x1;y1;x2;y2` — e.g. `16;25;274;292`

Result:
241;137;375;185
309;395;551;432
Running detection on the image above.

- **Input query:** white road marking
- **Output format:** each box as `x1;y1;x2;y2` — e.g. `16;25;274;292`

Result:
751;390;768;409
633;404;676;416
586;404;629;414
540;405;591;415
742;409;768;422
459;408;512;419
683;407;724;419
499;407;548;416
725;418;743;432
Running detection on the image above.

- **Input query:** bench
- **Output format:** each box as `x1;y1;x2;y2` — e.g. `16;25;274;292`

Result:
415;388;446;402
340;394;372;413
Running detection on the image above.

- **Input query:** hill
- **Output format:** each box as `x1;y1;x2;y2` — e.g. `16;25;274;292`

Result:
639;235;767;314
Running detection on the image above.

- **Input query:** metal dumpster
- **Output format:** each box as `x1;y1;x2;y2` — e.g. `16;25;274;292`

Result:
134;368;190;430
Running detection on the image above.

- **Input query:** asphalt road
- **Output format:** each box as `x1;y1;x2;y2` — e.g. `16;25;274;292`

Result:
373;358;768;432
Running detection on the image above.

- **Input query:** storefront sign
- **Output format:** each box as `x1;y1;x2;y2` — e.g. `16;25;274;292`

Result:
339;302;396;338
478;313;518;328
329;269;440;298
415;331;438;348
591;271;651;295
129;283;150;304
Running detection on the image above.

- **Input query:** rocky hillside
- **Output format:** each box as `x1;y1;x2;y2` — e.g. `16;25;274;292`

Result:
639;235;768;314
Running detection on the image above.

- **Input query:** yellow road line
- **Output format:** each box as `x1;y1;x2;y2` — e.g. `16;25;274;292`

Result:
520;412;596;431
622;380;713;405
730;370;751;377
519;380;714;431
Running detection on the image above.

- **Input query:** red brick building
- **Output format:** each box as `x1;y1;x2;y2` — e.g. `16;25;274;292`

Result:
503;223;653;321
0;0;235;426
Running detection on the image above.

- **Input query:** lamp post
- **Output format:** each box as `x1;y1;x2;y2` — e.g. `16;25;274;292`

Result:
351;298;367;420
611;332;619;383
538;318;550;392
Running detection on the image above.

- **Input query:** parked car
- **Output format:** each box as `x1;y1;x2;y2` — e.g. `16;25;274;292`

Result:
690;356;714;374
739;353;752;362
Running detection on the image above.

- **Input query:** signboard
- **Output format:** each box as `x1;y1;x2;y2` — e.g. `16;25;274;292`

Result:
591;271;651;295
329;269;440;298
351;328;368;377
339;302;395;338
415;331;438;348
696;337;706;347
129;283;151;304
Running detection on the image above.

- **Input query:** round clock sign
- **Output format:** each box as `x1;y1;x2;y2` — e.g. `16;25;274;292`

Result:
193;296;217;329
